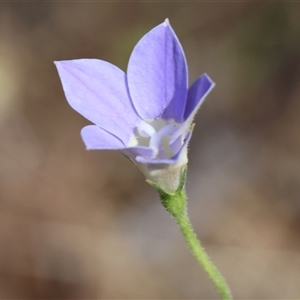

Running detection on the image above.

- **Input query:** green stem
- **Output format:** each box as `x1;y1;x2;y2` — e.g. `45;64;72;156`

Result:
147;172;232;300
172;190;232;300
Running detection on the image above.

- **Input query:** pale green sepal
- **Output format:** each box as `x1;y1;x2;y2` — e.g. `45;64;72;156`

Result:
146;166;187;217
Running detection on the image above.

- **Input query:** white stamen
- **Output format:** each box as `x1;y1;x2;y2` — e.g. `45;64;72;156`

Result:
150;124;177;155
137;121;156;137
127;135;138;147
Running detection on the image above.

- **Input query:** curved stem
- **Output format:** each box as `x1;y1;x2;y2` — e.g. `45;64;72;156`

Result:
172;190;232;300
148;178;232;299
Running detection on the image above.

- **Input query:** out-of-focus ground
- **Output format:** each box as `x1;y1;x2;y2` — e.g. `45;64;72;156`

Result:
0;2;300;299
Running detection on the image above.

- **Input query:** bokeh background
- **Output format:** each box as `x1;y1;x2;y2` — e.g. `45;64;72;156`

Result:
1;2;300;299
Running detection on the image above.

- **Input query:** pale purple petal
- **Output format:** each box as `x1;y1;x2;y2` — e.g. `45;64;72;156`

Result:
82;125;155;159
55;59;141;144
81;125;125;150
127;19;188;122
121;147;155;161
184;73;215;120
169;74;215;145
169;130;190;156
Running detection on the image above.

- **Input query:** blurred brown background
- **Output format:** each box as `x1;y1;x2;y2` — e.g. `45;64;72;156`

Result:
0;2;300;299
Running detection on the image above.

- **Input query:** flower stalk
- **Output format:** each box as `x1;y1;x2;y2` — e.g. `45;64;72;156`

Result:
147;168;232;300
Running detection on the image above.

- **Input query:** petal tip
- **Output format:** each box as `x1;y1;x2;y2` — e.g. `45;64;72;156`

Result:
54;60;67;70
53;60;61;67
203;73;216;87
163;18;170;27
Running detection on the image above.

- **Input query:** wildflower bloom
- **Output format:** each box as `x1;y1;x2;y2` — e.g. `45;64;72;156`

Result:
55;19;215;192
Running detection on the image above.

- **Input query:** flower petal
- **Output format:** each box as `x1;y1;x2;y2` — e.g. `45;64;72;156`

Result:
121;147;155;161
127;19;188;122
82;125;155;159
184;73;215;120
55;59;141;144
169;74;215;145
81;125;125;150
169;130;190;156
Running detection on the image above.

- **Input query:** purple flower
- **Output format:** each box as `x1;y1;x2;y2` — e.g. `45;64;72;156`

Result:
55;19;215;192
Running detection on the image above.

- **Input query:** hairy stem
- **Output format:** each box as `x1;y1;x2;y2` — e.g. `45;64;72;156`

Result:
147;172;232;300
168;189;232;300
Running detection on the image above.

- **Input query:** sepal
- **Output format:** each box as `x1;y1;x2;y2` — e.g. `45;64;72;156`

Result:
146;166;187;217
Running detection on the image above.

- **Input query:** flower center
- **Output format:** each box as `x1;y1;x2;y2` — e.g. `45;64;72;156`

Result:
133;119;179;159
